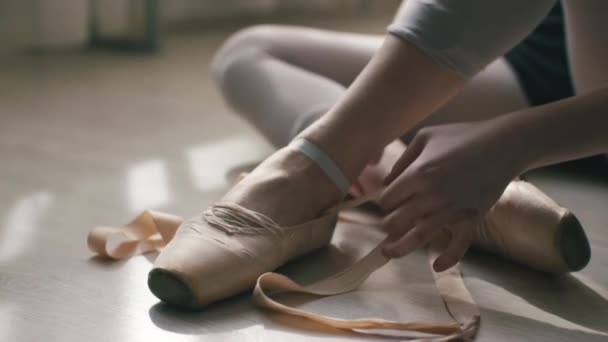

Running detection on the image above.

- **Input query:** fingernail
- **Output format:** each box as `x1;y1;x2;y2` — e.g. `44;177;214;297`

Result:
433;260;446;272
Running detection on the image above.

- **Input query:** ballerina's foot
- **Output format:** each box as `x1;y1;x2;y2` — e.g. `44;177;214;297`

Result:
220;146;344;225
476;181;591;273
148;145;346;308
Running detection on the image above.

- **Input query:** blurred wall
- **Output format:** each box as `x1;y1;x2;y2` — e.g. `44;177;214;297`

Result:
0;0;378;53
160;0;369;23
0;0;87;52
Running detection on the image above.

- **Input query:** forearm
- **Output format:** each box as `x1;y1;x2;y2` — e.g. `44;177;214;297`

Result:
299;34;463;181
497;86;608;170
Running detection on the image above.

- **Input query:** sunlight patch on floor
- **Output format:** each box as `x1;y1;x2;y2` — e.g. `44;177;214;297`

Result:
127;159;171;213
0;191;53;263
186;136;270;193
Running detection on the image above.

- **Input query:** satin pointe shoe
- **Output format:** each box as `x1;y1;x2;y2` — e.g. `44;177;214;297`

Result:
148;139;348;309
148;205;338;309
473;180;591;274
348;140;590;274
346;140;591;274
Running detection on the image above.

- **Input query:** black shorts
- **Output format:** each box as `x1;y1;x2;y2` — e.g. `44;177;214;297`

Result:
505;3;574;106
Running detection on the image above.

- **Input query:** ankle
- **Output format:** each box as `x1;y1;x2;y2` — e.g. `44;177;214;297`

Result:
222;146;344;225
297;126;380;183
275;146;345;207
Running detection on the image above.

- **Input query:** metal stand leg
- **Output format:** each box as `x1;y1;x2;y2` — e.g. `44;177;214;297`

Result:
88;0;159;53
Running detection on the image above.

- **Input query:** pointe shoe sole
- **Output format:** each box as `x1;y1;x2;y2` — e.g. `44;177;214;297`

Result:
148;268;197;309
476;181;591;274
557;212;591;271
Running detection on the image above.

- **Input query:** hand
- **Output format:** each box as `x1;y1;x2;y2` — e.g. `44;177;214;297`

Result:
378;120;526;271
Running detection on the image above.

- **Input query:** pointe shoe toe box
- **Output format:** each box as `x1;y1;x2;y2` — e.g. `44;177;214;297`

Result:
477;181;591;274
148;214;337;308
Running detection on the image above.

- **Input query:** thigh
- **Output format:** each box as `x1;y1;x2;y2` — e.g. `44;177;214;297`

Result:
219;25;529;139
403;58;529;141
247;25;383;86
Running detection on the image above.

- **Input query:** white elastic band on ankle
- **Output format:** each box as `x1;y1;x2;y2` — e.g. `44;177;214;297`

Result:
289;139;350;195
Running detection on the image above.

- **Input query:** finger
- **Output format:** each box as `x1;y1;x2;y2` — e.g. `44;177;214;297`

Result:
379;139;427;212
381;196;434;236
430;228;452;251
383;135;424;186
382;208;453;258
432;222;475;272
349;181;364;197
378;165;423;213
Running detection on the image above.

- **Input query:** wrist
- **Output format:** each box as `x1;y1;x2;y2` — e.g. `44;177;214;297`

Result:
489;113;539;175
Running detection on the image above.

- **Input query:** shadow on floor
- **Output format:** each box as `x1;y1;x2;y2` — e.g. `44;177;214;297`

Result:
478;306;608;341
463;250;608;335
525;156;608;187
148;292;254;334
86;255;129;269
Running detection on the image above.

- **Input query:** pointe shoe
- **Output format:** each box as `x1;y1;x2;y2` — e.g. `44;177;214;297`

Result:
473;180;591;273
348;140;591;274
148;204;338;309
148;139;352;309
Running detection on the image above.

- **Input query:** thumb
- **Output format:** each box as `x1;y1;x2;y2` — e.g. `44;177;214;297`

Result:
384;136;424;185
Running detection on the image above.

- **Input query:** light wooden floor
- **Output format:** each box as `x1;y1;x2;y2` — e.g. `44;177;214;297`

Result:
1;16;607;342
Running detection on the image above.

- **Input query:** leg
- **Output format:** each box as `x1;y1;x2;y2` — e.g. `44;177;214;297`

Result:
212;24;529;187
213;30;532;226
212;25;382;147
212;24;531;205
213;25;528;147
213;26;528;195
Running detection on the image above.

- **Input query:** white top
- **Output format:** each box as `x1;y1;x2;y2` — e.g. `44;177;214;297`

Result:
388;0;557;78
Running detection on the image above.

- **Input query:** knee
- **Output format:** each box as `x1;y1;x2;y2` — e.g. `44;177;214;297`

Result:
211;25;279;91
